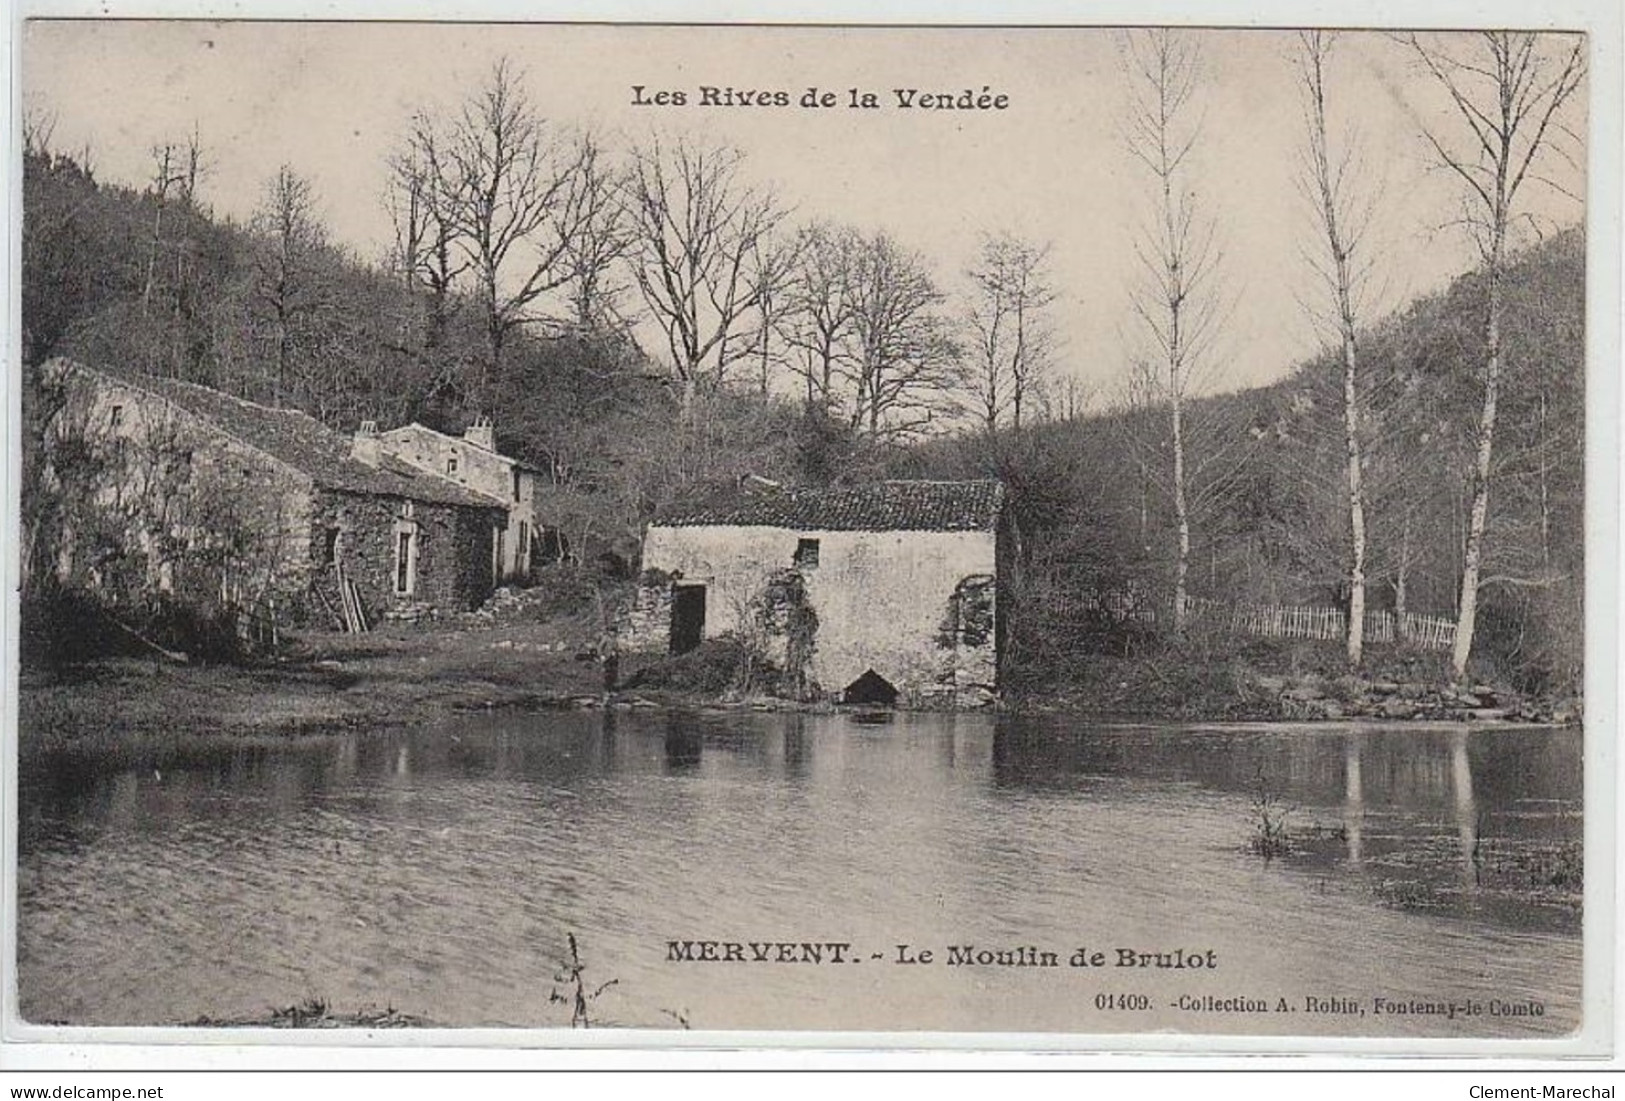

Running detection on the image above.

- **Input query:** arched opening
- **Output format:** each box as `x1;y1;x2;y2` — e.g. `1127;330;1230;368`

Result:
842;669;899;708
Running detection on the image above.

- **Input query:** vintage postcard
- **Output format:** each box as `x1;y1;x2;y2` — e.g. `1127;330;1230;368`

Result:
6;12;1617;1057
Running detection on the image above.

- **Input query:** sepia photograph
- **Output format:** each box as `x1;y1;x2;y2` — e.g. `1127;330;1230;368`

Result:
6;13;1612;1052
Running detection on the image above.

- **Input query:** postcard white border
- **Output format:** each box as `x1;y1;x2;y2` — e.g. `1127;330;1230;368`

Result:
2;0;1620;1070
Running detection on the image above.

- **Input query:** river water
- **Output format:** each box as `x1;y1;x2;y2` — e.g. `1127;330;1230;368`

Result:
16;711;1583;1037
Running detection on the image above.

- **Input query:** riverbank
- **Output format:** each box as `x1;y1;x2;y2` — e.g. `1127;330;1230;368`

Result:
1011;636;1576;725
17;618;1576;757
18;619;614;757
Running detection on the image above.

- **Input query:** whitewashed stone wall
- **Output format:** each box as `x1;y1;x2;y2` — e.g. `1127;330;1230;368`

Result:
631;523;999;707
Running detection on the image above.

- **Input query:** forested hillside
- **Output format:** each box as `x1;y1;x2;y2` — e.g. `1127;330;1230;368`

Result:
20;138;842;572
21;114;1585;696
890;227;1584;696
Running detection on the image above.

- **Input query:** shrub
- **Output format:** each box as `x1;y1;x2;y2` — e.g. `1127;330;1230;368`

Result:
1248;769;1293;859
18;583;249;669
19;585;133;668
143;594;246;664
623;635;772;696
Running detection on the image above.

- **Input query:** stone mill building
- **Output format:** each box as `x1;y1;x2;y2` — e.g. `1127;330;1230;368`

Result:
625;480;1009;708
37;358;522;628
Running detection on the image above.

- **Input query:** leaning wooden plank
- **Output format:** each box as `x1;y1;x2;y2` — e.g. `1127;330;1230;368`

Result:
105;614;189;663
314;582;345;633
349;580;370;633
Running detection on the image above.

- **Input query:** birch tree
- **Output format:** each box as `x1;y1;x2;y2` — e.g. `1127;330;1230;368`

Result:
1121;28;1226;633
1404;31;1585;680
1295;31;1379;666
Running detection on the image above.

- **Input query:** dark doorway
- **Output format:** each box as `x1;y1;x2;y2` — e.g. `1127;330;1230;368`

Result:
670;584;707;655
842;669;899;707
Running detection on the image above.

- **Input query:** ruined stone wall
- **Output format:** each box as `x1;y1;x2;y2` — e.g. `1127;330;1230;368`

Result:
311;491;499;622
621;571;677;653
636;524;999;706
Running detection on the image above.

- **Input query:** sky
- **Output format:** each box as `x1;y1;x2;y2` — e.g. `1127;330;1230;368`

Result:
21;21;1590;404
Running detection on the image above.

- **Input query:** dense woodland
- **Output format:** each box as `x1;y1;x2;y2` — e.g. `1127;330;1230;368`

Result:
21;33;1587;697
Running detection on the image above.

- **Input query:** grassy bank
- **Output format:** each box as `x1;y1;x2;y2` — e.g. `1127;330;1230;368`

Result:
17;618;621;758
18;616;1576;760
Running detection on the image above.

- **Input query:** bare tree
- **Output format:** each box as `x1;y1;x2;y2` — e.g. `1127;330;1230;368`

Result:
844;232;961;438
623;136;785;413
141;144;181;321
963;230;1058;435
385;113;472;415
1404;31;1586;680
747;235;798;396
1046;374;1096;423
22;105;57;160
21;120;105;368
779;221;860;410
1121;28;1228;632
387;114;467;351
440;58;590;397
558;131;633;336
250;166;327;407
1295;31;1381;666
139;129;207;326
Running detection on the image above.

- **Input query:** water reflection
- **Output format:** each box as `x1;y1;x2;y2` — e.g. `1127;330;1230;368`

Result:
783;720;809;779
662;715;702;773
1344;731;1364;866
17;712;1582;1033
1453;729;1478;890
1331;728;1491;889
986;718;1577;811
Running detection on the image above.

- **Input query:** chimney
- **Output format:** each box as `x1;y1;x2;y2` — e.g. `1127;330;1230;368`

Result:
739;473;783;496
352;420;380;467
464;415;496;452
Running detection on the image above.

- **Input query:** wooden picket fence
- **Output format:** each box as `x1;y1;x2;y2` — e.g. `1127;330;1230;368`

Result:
1075;589;1160;623
1181;594;1456;651
1061;590;1456;652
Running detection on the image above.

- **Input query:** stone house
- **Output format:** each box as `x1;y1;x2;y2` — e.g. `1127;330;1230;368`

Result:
624;480;1008;708
372;420;547;584
38;359;510;627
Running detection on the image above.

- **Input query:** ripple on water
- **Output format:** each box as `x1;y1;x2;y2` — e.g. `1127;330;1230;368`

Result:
17;714;1583;1035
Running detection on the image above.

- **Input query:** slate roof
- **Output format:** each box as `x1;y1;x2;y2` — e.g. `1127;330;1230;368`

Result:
63;361;507;511
657;480;1005;533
